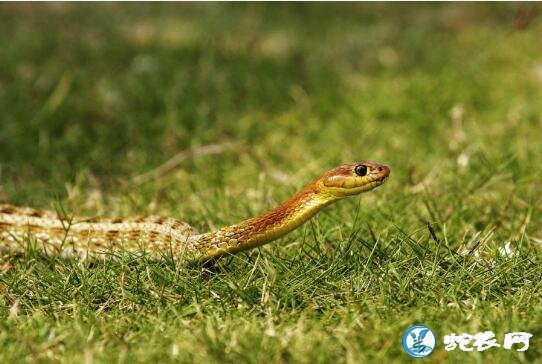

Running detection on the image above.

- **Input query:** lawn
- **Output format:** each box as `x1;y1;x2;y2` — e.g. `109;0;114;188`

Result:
0;3;540;363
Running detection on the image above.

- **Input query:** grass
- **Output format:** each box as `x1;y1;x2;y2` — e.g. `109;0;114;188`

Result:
0;3;541;363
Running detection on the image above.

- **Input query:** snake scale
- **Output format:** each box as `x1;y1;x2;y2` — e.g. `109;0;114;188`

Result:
0;161;389;262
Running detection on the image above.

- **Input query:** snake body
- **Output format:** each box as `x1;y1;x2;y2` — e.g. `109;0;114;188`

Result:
0;161;389;261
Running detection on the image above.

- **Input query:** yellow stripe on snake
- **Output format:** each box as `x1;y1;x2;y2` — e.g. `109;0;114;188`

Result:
0;161;389;262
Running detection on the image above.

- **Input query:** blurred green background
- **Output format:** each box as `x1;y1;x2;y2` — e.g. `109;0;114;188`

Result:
0;3;540;363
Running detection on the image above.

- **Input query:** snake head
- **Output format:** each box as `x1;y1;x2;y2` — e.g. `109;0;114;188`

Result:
318;161;390;198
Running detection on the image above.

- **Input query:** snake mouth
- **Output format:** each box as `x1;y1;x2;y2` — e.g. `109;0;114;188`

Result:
372;173;389;183
369;172;389;190
367;175;388;192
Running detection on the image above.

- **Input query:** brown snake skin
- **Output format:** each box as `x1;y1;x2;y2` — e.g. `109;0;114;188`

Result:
0;161;389;261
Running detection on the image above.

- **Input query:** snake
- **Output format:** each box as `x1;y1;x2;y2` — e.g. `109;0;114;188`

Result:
0;161;389;262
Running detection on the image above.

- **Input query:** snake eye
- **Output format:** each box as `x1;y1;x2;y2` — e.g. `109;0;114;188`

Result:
355;165;367;176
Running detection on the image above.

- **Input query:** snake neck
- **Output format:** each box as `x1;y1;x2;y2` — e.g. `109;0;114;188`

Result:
191;184;338;259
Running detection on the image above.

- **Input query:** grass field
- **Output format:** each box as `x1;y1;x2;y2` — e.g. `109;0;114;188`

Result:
0;3;541;363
